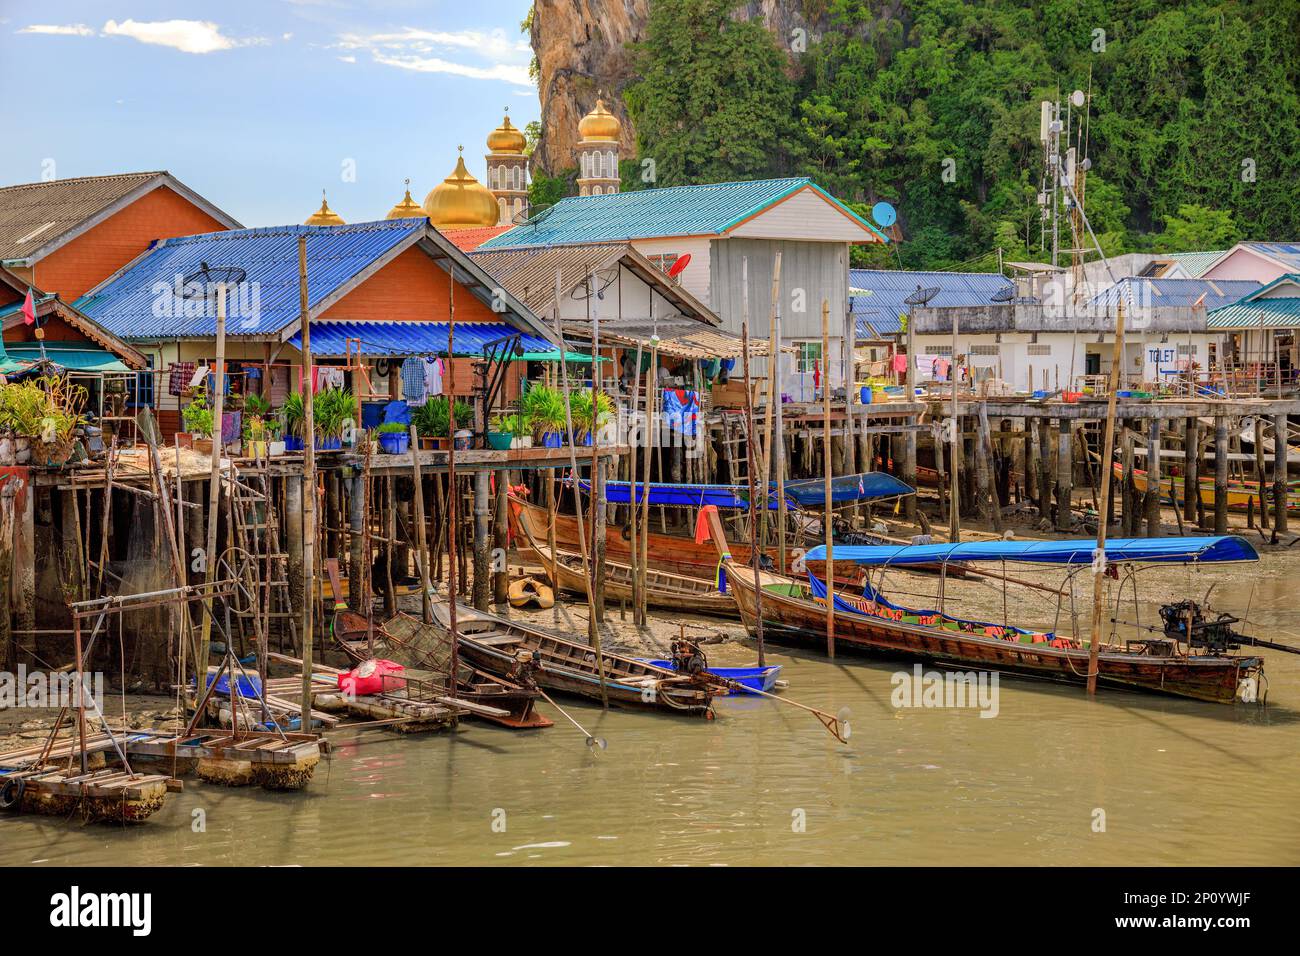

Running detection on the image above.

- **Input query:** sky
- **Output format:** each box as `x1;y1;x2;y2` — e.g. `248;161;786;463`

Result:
0;0;539;226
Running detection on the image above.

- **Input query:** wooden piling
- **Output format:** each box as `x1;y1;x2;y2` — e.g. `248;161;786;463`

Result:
1036;417;1053;524
1055;417;1073;532
0;480;15;672
472;469;491;611
1145;418;1161;537
1214;415;1229;535
493;470;509;605
408;424;432;623
1183;417;1198;525
1273;413;1289;535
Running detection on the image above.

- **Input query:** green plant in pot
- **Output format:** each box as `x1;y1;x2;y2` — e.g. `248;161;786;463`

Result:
569;389;614;445
182;393;215;453
521;384;566;447
413;396;473;448
489;412;529;450
280;392;305;449
242;412;268;459
376;420;411;454
312;387;356;449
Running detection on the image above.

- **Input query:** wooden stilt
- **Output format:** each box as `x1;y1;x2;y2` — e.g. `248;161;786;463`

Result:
1145;418;1161;537
1056;417;1073;532
1273;414;1290;535
1214;415;1229;535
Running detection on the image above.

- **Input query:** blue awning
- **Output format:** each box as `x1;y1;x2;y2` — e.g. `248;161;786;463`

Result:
783;472;914;506
286;320;553;358
804;536;1259;566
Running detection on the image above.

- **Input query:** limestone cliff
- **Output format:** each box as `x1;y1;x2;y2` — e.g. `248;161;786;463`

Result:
529;1;825;176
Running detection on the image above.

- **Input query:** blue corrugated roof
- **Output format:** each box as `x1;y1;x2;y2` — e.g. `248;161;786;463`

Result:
1089;276;1260;311
286;320;552;357
76;220;426;339
478;178;886;250
1241;242;1300;272
848;270;1013;337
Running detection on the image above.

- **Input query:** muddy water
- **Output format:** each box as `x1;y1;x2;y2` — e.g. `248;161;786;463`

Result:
4;556;1298;867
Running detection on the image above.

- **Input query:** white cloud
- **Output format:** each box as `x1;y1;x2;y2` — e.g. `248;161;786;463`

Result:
338;55;356;64
18;24;94;37
101;19;267;54
336;26;533;88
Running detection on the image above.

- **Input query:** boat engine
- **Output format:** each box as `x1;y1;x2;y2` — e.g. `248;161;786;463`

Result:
671;639;708;676
1158;601;1246;655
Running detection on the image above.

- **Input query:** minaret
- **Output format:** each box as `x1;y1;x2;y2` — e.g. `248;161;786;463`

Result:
385;179;425;219
575;98;621;197
304;189;345;226
485;108;529;225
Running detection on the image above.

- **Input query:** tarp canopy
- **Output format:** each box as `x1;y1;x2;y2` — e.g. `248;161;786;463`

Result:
0;343;130;373
804;536;1259;567
576;479;784;511
519;350;610;363
784;472;914;506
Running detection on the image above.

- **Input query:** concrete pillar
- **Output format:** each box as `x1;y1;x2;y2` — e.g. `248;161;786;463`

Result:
1055;418;1073;532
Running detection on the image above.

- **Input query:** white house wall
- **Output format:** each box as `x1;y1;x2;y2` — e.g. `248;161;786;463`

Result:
727;187;877;243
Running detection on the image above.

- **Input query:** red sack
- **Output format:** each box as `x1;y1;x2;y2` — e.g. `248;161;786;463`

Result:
338;659;405;697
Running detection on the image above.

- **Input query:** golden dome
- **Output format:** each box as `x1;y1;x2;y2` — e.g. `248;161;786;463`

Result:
305;192;345;226
579;98;621;143
386;180;425;220
487;113;526;155
422;151;499;228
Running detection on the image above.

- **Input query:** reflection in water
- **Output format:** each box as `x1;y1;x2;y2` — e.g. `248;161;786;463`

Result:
4;557;1299;866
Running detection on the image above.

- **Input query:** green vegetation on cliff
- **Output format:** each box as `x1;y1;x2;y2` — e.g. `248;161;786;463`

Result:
622;0;1300;269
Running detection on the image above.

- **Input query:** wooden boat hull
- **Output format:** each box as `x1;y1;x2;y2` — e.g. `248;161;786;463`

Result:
699;512;1261;705
1116;462;1300;513
508;495;858;586
510;498;739;617
438;604;719;716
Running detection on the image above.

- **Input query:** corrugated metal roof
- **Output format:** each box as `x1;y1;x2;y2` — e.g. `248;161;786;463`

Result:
0;172;161;260
1207;298;1300;329
848;269;1013;337
478;178;885;249
77;220;427;339
1164;250;1225;278
285;320;552;357
1089;277;1260;310
443;224;512;251
1242;242;1300;272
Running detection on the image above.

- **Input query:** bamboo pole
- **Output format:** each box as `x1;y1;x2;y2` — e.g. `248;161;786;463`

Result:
741;320;766;667
639;342;657;626
446;276;460;693
821;300;835;659
298;238;317;725
1086;300;1125;696
553;269;608;707
628;340;643;625
198;281;227;683
775;299;787;574
409;424;432;623
760;254;782;548
586;270;604;622
948;308;960;542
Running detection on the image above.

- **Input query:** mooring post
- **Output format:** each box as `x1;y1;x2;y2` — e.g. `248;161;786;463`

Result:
1146;418;1161;537
1121;419;1136;535
493;469;509;605
902;419;918;521
472;469;491;611
1273;413;1289;535
1214;415;1229;534
1036;417;1053;523
348;473;365;611
0;481;15;672
593;456;608;621
1056;417;1073;532
1184;417;1198;525
286;477;304;618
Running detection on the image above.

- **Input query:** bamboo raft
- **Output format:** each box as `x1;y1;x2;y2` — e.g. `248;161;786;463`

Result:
697;506;1265;705
436;602;721;716
0;767;171;823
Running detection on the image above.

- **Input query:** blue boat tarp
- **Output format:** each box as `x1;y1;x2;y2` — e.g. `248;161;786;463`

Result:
783;472;914;506
803;535;1259;567
577;479;784;511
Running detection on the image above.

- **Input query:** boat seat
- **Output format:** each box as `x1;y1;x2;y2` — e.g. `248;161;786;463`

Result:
471;632;523;647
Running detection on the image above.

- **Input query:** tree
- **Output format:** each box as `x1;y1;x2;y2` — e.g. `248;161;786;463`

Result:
1154;205;1243;252
624;0;797;186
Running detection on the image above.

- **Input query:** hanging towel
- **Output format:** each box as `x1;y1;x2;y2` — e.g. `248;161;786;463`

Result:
423;356;444;396
891;353;907;374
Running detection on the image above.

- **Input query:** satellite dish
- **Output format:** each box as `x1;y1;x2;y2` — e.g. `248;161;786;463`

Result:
903;286;941;307
871;201;897;228
1071;89;1086;108
667;253;691;278
569;267;619;301
991;286;1014;303
524;204;555;229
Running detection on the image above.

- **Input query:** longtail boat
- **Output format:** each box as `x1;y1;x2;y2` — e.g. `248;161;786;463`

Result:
697;505;1267;704
509;495;740;616
333;608;552;729
1114;462;1300;514
433;602;722;716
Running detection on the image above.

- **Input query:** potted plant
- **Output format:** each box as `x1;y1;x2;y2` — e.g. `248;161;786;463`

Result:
413;396;473;450
182;394;215;455
376;421;410;455
570;389;615;446
312;387;356;450
280;392;305;451
522;384;566;447
490;413;530;450
242;413;268;459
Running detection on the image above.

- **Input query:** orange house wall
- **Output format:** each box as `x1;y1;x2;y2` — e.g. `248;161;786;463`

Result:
318;246;498;324
33;185;230;300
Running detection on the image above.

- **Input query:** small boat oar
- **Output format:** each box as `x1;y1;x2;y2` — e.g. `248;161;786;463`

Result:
536;687;607;750
705;673;851;744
